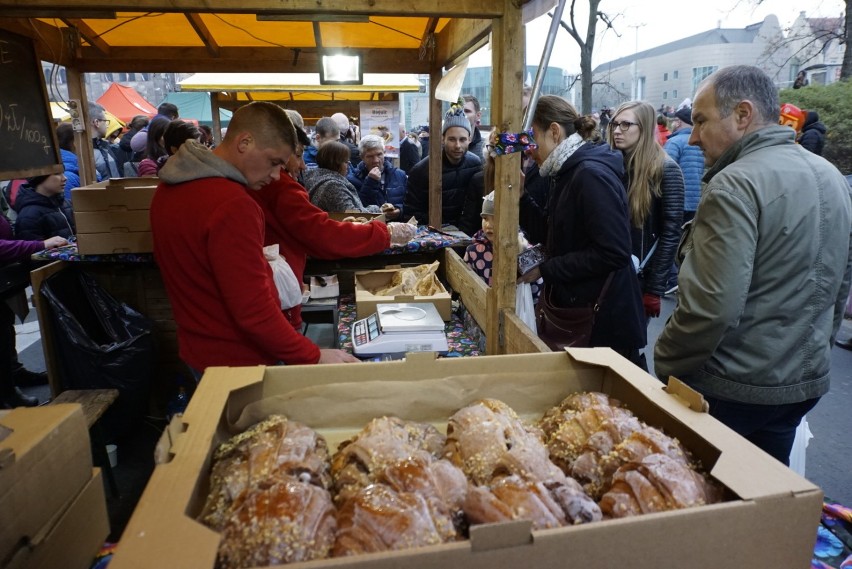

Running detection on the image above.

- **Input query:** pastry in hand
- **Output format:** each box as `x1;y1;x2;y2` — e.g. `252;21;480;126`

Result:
599;453;722;518
200;416;331;530
331;416;446;504
217;477;337;568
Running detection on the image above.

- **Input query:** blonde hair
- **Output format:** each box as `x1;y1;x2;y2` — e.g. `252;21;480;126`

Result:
608;101;667;228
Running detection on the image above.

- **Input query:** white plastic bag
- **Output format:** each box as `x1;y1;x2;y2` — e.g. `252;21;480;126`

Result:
263;244;303;309
788;415;813;477
515;282;537;334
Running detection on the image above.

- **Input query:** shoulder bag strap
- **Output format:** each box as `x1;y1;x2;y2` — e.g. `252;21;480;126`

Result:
594;272;616;311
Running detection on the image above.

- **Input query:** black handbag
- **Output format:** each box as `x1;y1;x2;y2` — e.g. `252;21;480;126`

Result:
535;273;614;350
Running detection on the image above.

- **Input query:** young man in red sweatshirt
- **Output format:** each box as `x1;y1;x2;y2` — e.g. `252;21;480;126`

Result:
150;102;359;375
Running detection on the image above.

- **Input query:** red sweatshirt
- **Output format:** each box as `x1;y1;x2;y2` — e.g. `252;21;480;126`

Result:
249;174;391;327
151;168;321;369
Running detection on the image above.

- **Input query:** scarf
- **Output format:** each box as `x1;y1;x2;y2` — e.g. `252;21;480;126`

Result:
539;132;586;177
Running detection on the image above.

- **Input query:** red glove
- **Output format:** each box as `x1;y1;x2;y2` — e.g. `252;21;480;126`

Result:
643;293;661;318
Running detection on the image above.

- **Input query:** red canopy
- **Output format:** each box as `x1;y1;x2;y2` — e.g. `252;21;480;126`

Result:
96;83;157;124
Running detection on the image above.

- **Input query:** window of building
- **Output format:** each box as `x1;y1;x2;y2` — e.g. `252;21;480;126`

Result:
663;72;668;81
663;91;668;100
672;89;678;99
692;66;717;94
673;70;679;79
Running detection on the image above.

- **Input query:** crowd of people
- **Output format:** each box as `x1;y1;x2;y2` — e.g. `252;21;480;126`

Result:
3;65;851;472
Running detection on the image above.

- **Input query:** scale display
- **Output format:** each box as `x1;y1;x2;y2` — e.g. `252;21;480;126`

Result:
352;303;449;358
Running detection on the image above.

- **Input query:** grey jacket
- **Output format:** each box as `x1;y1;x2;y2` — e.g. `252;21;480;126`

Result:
655;125;852;405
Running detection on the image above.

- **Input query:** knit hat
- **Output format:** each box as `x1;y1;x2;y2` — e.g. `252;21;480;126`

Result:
675;106;693;126
481;191;495;217
27;174;51;187
442;99;471;136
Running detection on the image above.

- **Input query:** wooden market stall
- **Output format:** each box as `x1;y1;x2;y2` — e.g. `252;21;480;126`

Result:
0;0;553;367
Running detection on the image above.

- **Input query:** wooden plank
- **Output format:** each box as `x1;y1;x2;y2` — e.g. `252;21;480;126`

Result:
0;0;505;17
427;66;443;227
66;67;98;187
50;389;119;428
435;17;491;70
62;18;110;56
485;0;524;355
443;248;487;329
29;261;67;398
503;310;551;354
185;13;220;57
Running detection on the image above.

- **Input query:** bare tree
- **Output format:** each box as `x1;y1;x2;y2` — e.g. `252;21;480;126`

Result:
549;0;616;114
843;0;852;79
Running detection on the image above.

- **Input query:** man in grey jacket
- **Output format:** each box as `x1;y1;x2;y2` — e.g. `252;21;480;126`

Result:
655;65;852;465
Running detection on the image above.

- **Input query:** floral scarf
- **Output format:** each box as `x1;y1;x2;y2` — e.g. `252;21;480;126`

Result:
539;132;586;177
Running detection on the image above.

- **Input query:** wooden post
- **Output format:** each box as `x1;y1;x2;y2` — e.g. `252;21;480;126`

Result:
485;0;524;355
66;67;97;186
210;91;223;145
428;66;443;228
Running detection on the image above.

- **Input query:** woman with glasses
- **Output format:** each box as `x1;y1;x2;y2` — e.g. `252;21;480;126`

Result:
519;95;646;366
608;101;684;322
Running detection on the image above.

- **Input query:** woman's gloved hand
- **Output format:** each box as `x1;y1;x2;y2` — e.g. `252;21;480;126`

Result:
643;293;661;318
387;222;417;245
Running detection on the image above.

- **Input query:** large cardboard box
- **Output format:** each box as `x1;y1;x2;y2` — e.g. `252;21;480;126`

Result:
5;469;109;569
72;184;157;254
109;350;822;569
0;405;94;564
355;266;452;320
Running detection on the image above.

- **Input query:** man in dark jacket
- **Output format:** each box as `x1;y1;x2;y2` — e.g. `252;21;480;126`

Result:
403;104;482;234
88;102;121;181
462;94;485;160
798;111;826;156
399;125;422;173
332;112;360;168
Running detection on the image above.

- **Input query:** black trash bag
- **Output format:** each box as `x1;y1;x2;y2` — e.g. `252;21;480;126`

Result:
41;268;154;442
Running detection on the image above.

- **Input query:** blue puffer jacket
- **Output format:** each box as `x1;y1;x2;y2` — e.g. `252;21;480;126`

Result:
353;159;408;213
61;149;83;201
665;128;704;212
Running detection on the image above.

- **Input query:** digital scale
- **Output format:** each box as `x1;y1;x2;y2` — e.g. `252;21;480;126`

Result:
352;303;449;358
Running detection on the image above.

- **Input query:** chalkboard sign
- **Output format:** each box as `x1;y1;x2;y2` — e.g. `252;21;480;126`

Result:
0;29;61;179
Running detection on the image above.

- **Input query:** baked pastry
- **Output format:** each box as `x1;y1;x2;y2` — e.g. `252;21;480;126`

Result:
599;453;722;518
444;399;543;485
539;392;620;437
546;404;634;469
333;483;454;556
331;416;446;504
200;415;331;530
568;414;644;497
217;477;337;568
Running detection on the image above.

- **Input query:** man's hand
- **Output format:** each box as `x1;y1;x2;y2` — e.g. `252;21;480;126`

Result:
43;236;69;249
388;222;416;245
381;203;401;220
318;349;360;364
643;293;661;318
368;167;382;181
517;265;541;284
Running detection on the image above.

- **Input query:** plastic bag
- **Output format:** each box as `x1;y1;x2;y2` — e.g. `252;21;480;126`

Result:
515;282;537;334
789;415;813;477
263;244;303;309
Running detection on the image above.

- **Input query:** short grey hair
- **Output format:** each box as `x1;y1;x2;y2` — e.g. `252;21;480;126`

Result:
315;117;340;139
704;65;778;125
358;134;385;155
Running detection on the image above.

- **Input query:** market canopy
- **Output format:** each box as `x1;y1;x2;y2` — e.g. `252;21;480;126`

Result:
178;72;424;102
96;83;157;123
159;91;232;126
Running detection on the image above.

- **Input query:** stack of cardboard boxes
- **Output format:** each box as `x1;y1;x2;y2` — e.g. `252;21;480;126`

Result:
71;178;157;255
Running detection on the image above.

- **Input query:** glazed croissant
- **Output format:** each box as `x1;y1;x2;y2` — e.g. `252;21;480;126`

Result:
216;477;337;569
200;415;331;530
546;404;635;469
599;453;722;518
539;392;621;437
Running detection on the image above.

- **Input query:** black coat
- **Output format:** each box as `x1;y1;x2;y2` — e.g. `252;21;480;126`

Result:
798;112;826;156
12;184;76;241
520;142;646;353
399;137;421;173
404;150;482;235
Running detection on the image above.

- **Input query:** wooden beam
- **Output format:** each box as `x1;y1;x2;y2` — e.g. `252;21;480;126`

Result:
427;65;442;227
0;19;72;65
435;16;491;70
443;249;488;330
62;18;110;56
71;46;429;74
0;0;504;18
185;13;219;57
503;310;551;354
486;0;524;355
66;67;97;187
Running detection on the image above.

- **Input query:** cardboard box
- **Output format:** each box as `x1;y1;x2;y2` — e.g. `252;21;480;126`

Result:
5;469;109;569
72;185;157;254
71;186;156;213
76;231;154;255
109;350;822;569
74;210;151;233
0;405;94;564
355;267;452;320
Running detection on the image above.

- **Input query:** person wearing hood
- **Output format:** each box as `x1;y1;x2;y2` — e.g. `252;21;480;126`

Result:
518;95;646;365
352;134;406;217
150;101;359;377
13;173;75;241
798;110;826;156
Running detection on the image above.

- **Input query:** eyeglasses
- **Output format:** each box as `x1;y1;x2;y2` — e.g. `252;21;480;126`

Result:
609;120;640;132
93;118;107;125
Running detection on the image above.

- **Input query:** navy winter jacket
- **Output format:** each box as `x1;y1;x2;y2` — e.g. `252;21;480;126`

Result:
353;159;408;213
664;128;704;212
12;184;76;240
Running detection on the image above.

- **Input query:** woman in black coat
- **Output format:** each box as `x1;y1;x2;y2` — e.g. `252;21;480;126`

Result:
520;95;646;365
13;173;76;241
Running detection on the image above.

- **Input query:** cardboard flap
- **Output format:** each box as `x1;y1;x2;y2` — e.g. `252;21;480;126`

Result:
664;377;709;413
469;520;533;551
154;414;188;465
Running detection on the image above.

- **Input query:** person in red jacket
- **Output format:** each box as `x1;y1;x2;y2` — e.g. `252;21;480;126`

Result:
150;102;359;376
249;125;416;331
